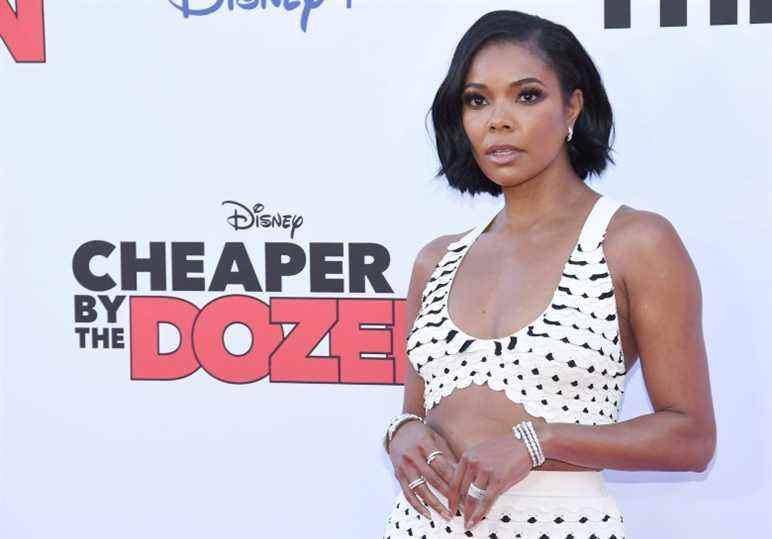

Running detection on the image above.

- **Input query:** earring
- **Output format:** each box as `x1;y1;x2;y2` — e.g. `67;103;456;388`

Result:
566;126;574;142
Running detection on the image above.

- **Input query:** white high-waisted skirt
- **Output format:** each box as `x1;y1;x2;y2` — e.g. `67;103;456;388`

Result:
382;470;627;539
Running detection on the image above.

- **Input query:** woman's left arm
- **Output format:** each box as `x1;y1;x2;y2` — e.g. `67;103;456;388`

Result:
539;210;717;472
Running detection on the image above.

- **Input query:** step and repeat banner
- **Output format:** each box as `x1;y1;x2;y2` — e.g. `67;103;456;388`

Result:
1;0;770;537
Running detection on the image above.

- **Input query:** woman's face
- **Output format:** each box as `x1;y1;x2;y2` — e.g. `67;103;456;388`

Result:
461;42;582;187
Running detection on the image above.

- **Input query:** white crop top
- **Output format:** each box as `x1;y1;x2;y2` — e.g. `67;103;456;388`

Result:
406;195;628;425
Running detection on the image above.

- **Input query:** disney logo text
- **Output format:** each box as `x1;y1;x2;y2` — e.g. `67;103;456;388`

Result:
167;0;354;33
223;201;304;238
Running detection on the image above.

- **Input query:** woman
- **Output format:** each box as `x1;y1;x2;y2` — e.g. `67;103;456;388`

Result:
382;10;716;539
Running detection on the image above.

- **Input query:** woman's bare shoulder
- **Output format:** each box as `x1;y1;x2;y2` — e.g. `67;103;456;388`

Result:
604;204;683;258
413;228;473;272
404;228;474;320
603;203;697;291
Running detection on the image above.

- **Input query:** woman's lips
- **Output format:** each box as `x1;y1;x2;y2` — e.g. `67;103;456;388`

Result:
487;148;522;165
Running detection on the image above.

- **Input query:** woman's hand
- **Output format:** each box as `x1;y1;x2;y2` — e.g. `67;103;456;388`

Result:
446;432;533;530
387;420;460;521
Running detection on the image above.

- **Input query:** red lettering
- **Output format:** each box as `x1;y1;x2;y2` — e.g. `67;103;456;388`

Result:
0;0;46;62
392;298;408;384
193;295;282;383
334;298;395;384
269;297;339;383
128;295;407;385
130;296;200;380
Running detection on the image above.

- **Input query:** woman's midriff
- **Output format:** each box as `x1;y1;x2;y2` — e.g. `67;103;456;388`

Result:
424;384;601;472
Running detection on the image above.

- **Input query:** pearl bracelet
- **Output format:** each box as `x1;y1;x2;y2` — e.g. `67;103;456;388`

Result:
383;412;424;453
512;420;546;467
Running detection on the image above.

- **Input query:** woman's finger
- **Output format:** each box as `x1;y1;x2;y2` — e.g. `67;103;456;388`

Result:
411;480;453;521
425;453;454;494
395;465;431;519
416;456;452;499
465;478;501;530
426;439;458;487
462;468;490;523
455;461;477;517
407;446;454;519
446;457;467;516
457;463;476;516
430;432;459;466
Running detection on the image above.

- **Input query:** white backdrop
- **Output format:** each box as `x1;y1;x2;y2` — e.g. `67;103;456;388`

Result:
1;0;770;537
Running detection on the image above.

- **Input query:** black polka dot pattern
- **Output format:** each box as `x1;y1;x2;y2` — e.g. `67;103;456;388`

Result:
382;489;627;538
405;196;628;426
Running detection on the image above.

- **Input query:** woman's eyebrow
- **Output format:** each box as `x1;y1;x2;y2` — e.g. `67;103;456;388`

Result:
463;77;544;90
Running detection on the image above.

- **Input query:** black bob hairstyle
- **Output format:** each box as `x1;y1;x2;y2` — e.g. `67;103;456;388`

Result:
428;10;616;196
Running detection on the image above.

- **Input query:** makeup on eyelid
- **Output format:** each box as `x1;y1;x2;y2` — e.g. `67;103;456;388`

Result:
462;88;544;107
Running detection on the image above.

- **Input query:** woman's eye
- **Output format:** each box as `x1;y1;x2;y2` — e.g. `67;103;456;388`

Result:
463;93;486;107
463;88;543;107
519;88;543;103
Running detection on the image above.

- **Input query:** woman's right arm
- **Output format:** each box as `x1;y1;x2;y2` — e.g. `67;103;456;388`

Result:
399;240;436;419
387;237;460;521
